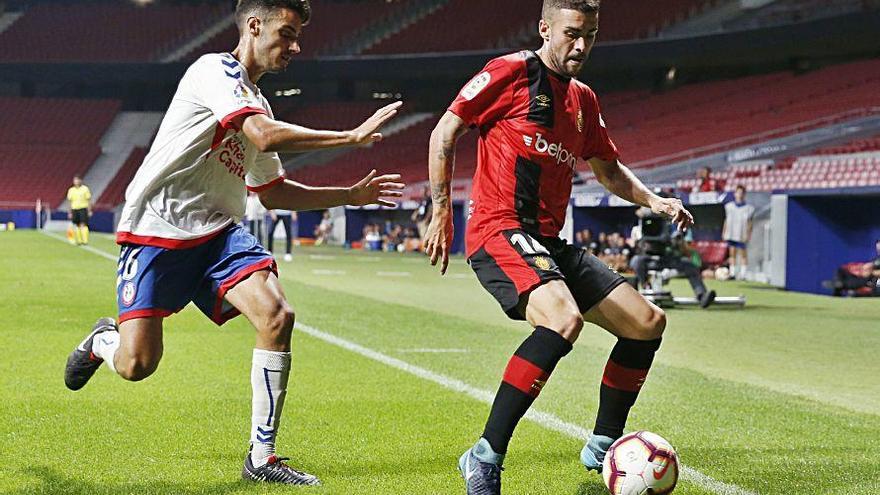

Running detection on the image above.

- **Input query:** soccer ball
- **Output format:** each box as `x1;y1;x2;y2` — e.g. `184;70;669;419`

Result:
602;431;679;495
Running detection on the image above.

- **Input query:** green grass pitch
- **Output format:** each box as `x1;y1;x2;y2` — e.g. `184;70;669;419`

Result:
1;230;878;494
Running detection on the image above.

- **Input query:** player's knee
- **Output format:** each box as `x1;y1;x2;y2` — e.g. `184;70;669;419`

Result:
261;305;295;344
640;307;666;339
118;353;161;381
555;311;584;343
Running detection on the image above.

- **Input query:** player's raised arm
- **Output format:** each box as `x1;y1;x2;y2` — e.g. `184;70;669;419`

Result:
257;170;405;212
424;111;469;275
588;157;694;231
241;101;402;153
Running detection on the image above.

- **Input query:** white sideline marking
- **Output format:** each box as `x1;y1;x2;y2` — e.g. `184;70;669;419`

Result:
296;323;758;495
449;274;471;279
309;254;337;260
356;257;382;263
41;231;118;262
41;230;757;495
376;271;412;277
312;269;346;276
397;348;470;354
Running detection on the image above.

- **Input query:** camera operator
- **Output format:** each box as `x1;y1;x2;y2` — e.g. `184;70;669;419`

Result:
631;207;716;308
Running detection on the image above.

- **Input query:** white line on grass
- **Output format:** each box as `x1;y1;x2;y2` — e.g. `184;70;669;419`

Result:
42;231;118;262
296;323;758;495
376;271;412;277
42;230;757;495
397;348;470;354
312;269;347;276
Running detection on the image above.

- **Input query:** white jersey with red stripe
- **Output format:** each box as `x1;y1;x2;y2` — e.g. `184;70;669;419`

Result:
116;52;285;249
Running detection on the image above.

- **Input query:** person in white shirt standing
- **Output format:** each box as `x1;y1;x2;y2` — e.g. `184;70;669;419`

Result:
63;0;404;486
722;185;755;280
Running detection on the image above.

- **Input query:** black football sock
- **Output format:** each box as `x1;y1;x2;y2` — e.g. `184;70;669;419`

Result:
593;337;662;439
481;326;573;455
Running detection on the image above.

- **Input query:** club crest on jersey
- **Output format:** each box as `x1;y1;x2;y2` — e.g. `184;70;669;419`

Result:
522;132;578;170
461;71;491;101
577;109;584;133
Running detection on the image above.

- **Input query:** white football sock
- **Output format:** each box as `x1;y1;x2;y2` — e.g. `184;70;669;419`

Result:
91;330;120;373
250;349;291;467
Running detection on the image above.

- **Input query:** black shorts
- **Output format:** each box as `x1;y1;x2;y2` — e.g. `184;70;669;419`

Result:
71;208;89;225
469;229;626;320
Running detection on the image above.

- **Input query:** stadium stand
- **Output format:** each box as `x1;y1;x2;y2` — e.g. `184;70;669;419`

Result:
677;132;880;192
292;58;880;188
94;147;148;210
187;0;409;60
289;118;474;186
272;101;395;130
724;0;874;31
0;146;101;208
607;58;880;167
0;97;121;208
0;2;227;62
693;240;729;268
364;0;713;54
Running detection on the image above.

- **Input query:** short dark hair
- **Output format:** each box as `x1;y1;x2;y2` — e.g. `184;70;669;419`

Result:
736;185;747;193
542;0;600;19
235;0;311;28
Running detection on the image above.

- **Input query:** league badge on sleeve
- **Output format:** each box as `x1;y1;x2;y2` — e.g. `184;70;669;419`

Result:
461;72;491;101
234;81;253;106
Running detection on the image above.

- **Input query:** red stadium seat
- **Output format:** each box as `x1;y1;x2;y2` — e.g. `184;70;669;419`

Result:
0;97;121;208
0;2;228;62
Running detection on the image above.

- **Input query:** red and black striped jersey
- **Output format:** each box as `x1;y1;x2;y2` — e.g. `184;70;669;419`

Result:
448;50;619;257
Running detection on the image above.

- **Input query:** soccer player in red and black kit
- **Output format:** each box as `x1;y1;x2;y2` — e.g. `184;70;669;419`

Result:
424;1;694;493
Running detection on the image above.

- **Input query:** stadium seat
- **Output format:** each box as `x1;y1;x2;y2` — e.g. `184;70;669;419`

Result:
0;97;121;208
0;2;228;62
95;147;149;210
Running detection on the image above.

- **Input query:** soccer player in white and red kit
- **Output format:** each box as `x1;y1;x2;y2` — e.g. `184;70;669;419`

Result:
424;1;694;493
64;0;404;485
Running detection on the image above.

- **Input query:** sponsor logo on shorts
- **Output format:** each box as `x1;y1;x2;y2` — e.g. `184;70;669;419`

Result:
121;281;136;307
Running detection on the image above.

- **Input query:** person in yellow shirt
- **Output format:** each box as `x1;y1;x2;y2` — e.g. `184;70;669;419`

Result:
67;175;92;245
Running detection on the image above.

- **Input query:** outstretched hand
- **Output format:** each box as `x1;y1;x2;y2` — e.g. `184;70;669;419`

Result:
351;101;403;146
348;170;405;208
651;196;694;231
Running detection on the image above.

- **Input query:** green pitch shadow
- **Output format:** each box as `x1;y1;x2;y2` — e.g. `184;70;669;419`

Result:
14;467;249;495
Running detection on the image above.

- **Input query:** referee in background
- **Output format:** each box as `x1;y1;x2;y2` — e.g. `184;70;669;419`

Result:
67;175;91;245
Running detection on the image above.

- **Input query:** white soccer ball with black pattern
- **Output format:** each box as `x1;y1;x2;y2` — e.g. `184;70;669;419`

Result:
602;431;679;495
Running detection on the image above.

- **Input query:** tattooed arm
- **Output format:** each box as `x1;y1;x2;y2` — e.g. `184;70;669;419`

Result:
424;111;469;275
